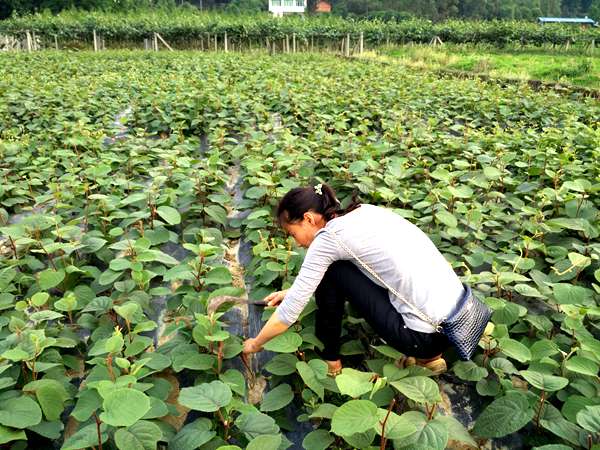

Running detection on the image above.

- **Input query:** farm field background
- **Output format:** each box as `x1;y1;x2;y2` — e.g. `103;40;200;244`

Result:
0;51;599;449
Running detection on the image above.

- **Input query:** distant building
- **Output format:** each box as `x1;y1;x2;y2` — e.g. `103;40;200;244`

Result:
314;0;331;13
269;0;306;17
538;16;598;27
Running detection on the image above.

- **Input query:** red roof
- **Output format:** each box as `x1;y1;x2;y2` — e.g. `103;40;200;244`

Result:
315;0;331;12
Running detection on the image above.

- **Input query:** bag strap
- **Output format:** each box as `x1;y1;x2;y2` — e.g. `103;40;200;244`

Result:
329;230;442;331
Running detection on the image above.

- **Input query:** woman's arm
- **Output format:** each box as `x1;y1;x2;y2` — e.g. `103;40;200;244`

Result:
243;310;290;354
243;231;343;354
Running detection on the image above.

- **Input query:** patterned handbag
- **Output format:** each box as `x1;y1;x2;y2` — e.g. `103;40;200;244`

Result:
330;231;491;361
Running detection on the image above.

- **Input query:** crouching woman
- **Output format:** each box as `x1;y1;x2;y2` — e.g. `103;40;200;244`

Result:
242;183;466;376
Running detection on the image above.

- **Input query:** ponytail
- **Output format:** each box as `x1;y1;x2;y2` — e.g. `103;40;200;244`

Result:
277;183;361;226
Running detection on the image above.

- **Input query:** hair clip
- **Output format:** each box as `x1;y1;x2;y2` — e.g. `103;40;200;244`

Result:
314;184;323;195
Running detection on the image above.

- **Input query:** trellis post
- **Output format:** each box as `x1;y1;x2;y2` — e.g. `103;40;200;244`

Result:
156;33;173;51
224;32;228;53
93;29;98;52
25;30;32;52
54;34;58;50
359;32;364;54
292;33;296;53
345;33;350;57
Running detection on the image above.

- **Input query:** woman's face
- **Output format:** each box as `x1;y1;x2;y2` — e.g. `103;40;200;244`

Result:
283;211;326;248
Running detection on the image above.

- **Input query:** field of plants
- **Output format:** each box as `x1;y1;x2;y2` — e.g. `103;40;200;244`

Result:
1;11;600;48
0;51;599;450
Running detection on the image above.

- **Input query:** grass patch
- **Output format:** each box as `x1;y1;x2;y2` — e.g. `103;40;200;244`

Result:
384;44;600;88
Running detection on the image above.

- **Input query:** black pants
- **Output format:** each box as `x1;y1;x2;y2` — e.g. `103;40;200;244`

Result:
314;260;450;360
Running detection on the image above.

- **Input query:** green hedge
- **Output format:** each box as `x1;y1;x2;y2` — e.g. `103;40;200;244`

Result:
1;10;599;46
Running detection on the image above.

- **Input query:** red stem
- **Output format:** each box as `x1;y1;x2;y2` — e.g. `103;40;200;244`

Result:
380;398;396;450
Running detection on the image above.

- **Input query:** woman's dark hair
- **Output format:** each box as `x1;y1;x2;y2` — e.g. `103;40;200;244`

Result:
277;183;361;226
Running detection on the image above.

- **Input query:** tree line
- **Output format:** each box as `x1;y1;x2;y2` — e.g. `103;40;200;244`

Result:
2;0;599;22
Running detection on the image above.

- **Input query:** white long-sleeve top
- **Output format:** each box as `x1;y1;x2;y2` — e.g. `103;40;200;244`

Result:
275;204;464;333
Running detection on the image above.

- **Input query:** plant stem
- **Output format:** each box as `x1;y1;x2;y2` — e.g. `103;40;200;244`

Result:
106;354;115;382
93;412;103;450
216;408;230;441
8;236;18;259
39;242;57;270
216;341;224;374
379;398;396;450
534;390;546;428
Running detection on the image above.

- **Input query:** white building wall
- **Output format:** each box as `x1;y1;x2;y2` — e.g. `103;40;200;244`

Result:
269;0;306;16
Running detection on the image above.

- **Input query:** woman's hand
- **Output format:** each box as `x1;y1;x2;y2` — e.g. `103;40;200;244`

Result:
242;338;263;355
264;289;288;307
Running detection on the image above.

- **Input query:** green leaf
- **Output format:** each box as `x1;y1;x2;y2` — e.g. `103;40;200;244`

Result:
114;302;139;322
260;383;294;412
576;405;600;433
296;361;324;400
61;423;108;450
205;266;233;285
171;352;217;372
331;399;378;436
453;361;488;382
341;429;376;448
157;205;181;225
235;412;279;440
309;403;338;419
71;389;101;422
0;425;26;445
539;403;581;446
98;269;122;285
220;369;246;396
99;388;151;427
448;185;474;198
519;370;569;392
483;166;502;180
170;419;215;450
0;396;42;428
371;345;403;360
498;338;532;363
247;434;282;450
435;210;458;228
265;354;298;375
472;393;534;438
302;429;334;450
1;348;30;361
31;292;49;306
114;421;162;450
374;410;416;440
178;380;232;412
263;331;302;353
514;284;545;298
393;412;448;450
436;415;477;447
565;356;599;377
246;186;267;199
29;310;63;322
562;395;600;423
335;368;374;398
390;376;441;404
32;381;69;421
553;283;591;305
38;269;65;290
27;420;63;439
204;205;228;225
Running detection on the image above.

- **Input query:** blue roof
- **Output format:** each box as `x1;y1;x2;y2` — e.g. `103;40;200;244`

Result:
538;17;597;24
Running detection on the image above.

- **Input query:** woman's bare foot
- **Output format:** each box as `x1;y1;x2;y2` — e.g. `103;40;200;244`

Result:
326;359;343;377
